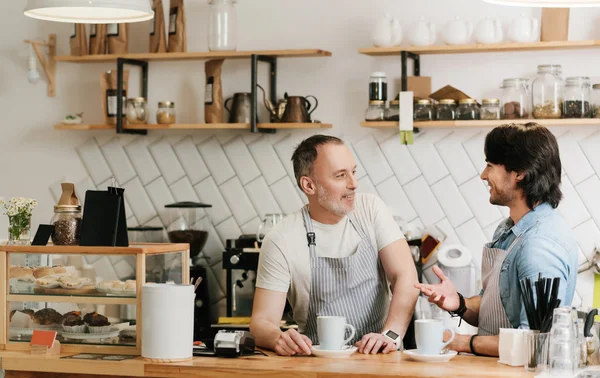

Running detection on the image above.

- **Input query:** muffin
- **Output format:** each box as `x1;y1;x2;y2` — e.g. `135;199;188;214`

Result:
62;311;85;333
33;308;63;326
83;312;111;334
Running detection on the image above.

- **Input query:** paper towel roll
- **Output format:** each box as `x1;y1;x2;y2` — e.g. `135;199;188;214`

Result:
142;283;195;361
437;244;472;268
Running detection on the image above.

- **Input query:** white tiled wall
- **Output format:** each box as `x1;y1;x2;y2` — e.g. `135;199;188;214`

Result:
55;126;600;317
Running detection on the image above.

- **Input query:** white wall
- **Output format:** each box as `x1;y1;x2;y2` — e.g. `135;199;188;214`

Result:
2;0;600;317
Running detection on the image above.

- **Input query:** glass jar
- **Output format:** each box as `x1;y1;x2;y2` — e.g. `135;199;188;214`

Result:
481;98;501;120
435;99;456;121
593;84;600;118
157;101;176;124
369;72;387;102
456;99;480;120
165;202;212;259
126;97;148;124
532;65;564;119
563;76;592;118
365;100;386;121
385;99;399;121
208;0;238;51
50;205;82;246
501;78;530;119
414;99;434;121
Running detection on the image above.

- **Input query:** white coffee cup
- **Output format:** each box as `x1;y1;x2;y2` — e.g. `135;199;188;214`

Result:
317;316;356;350
415;319;455;355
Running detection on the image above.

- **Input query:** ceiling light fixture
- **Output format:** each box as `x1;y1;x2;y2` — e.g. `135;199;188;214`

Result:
24;0;154;23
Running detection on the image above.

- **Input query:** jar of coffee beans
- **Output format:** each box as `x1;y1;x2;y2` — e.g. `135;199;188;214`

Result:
51;205;82;245
563;77;592;118
414;99;434;121
435;99;457;121
456;99;480;120
501;78;530;119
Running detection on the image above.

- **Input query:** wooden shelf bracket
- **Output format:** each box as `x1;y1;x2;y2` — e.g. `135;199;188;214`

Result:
24;33;56;97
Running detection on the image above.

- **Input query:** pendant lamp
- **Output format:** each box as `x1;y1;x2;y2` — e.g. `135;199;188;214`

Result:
24;0;154;23
484;0;600;6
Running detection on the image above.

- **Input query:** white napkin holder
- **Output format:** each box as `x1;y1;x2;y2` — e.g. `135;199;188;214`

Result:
498;328;528;366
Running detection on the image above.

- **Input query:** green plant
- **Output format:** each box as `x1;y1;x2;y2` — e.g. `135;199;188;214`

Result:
0;197;37;241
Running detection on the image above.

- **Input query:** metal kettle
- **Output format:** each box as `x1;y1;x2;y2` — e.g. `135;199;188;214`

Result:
225;93;253;123
584;308;599;366
281;95;318;123
257;84;287;122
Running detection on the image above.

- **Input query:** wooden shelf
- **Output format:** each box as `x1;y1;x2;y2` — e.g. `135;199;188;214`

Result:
55;49;332;63
54;122;332;130
359;40;600;56
7;294;137;305
361;118;600;128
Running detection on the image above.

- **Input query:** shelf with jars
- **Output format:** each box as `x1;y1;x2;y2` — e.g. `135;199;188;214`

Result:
0;243;189;355
360;118;600;128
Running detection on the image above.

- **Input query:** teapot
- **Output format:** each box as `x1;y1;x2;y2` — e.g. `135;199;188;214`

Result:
443;16;472;45
509;13;539;43
371;13;402;47
281;95;318;123
258;84;287;122
409;17;436;46
475;17;503;44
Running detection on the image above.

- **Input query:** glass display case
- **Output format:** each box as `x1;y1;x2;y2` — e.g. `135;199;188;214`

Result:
0;243;189;355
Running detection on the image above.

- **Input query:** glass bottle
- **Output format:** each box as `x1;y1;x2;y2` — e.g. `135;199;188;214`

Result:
456;99;480;120
208;0;238;51
369;72;387;102
414;99;434;121
365;100;386;121
501;78;530;119
532;65;564;119
51;205;82;246
563;76;592;118
435;99;456;121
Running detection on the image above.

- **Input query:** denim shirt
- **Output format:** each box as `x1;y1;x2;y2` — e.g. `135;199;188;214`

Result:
486;202;578;329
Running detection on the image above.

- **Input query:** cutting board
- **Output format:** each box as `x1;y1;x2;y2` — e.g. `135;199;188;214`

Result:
34;286;101;295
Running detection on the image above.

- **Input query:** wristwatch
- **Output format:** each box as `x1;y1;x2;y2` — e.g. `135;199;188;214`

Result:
382;329;402;350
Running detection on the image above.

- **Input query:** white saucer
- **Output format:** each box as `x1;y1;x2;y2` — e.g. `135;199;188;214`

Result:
403;349;457;363
311;345;357;358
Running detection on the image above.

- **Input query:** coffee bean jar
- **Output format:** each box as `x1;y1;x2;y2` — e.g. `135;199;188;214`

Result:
435;99;457;121
414;99;434;121
51;205;82;245
501;78;530;119
563;76;592;118
456;99;480;120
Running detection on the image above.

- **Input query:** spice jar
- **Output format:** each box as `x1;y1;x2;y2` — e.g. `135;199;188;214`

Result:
369;72;387;102
532;65;563;119
456;99;480;120
365;100;386;121
592;84;600;118
481;98;501;120
157;101;176;124
501;78;530;119
435;99;456;121
414;99;434;121
385;99;399;121
563;77;592;118
126;97;148;124
51;205;82;246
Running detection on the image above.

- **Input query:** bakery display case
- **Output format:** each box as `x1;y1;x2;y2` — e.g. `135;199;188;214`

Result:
0;243;189;355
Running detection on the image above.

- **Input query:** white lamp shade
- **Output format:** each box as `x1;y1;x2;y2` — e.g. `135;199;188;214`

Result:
484;0;600;6
24;0;154;23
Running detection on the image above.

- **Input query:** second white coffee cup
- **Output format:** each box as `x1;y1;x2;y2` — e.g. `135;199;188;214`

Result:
317;316;356;350
415;319;455;355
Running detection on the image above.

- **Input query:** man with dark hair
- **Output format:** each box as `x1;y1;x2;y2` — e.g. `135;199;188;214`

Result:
416;123;578;357
250;134;419;356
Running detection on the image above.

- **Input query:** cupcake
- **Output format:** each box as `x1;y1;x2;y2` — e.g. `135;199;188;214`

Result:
62;311;86;333
83;312;111;333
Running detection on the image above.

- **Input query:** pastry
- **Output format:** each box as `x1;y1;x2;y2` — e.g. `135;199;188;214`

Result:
10;309;34;321
62;311;84;326
83;312;110;326
124;280;136;291
52;265;67;274
33;308;63;325
10;266;34;280
110;281;124;291
61;278;84;289
33;267;54;278
35;277;58;286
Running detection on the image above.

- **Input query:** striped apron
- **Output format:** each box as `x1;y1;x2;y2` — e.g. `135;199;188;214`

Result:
301;206;390;345
477;236;522;336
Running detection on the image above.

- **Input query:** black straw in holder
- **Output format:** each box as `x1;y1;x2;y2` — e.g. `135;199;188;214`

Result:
520;275;561;333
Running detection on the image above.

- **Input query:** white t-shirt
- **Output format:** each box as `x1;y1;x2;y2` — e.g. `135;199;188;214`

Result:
255;193;405;331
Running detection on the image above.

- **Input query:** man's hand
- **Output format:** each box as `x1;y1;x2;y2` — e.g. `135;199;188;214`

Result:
444;330;470;353
355;333;397;354
273;329;313;356
414;266;460;312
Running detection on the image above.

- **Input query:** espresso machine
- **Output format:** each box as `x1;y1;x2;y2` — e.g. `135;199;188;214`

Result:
223;235;260;317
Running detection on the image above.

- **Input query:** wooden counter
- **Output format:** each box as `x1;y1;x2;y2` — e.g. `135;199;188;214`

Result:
0;350;535;378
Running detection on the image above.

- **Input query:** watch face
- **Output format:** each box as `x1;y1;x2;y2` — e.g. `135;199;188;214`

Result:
386;330;399;340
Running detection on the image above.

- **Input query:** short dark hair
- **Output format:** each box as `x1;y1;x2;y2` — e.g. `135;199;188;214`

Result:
291;135;344;189
484;123;562;209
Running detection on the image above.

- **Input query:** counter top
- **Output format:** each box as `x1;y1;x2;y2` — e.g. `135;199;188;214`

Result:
0;350;535;378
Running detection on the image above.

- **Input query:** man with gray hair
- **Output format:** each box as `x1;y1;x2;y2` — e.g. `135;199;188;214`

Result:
250;134;419;356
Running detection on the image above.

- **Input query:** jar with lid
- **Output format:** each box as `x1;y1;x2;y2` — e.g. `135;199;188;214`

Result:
369;72;387;102
157;101;176;124
51;205;82;245
501;78;530;119
436;99;456;120
365;100;386;121
592;84;600;118
414;99;434;121
456;99;480;120
165;202;212;259
563;77;592;118
126;97;148;124
481;98;501;120
208;0;238;51
532;65;564;119
385;99;399;121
